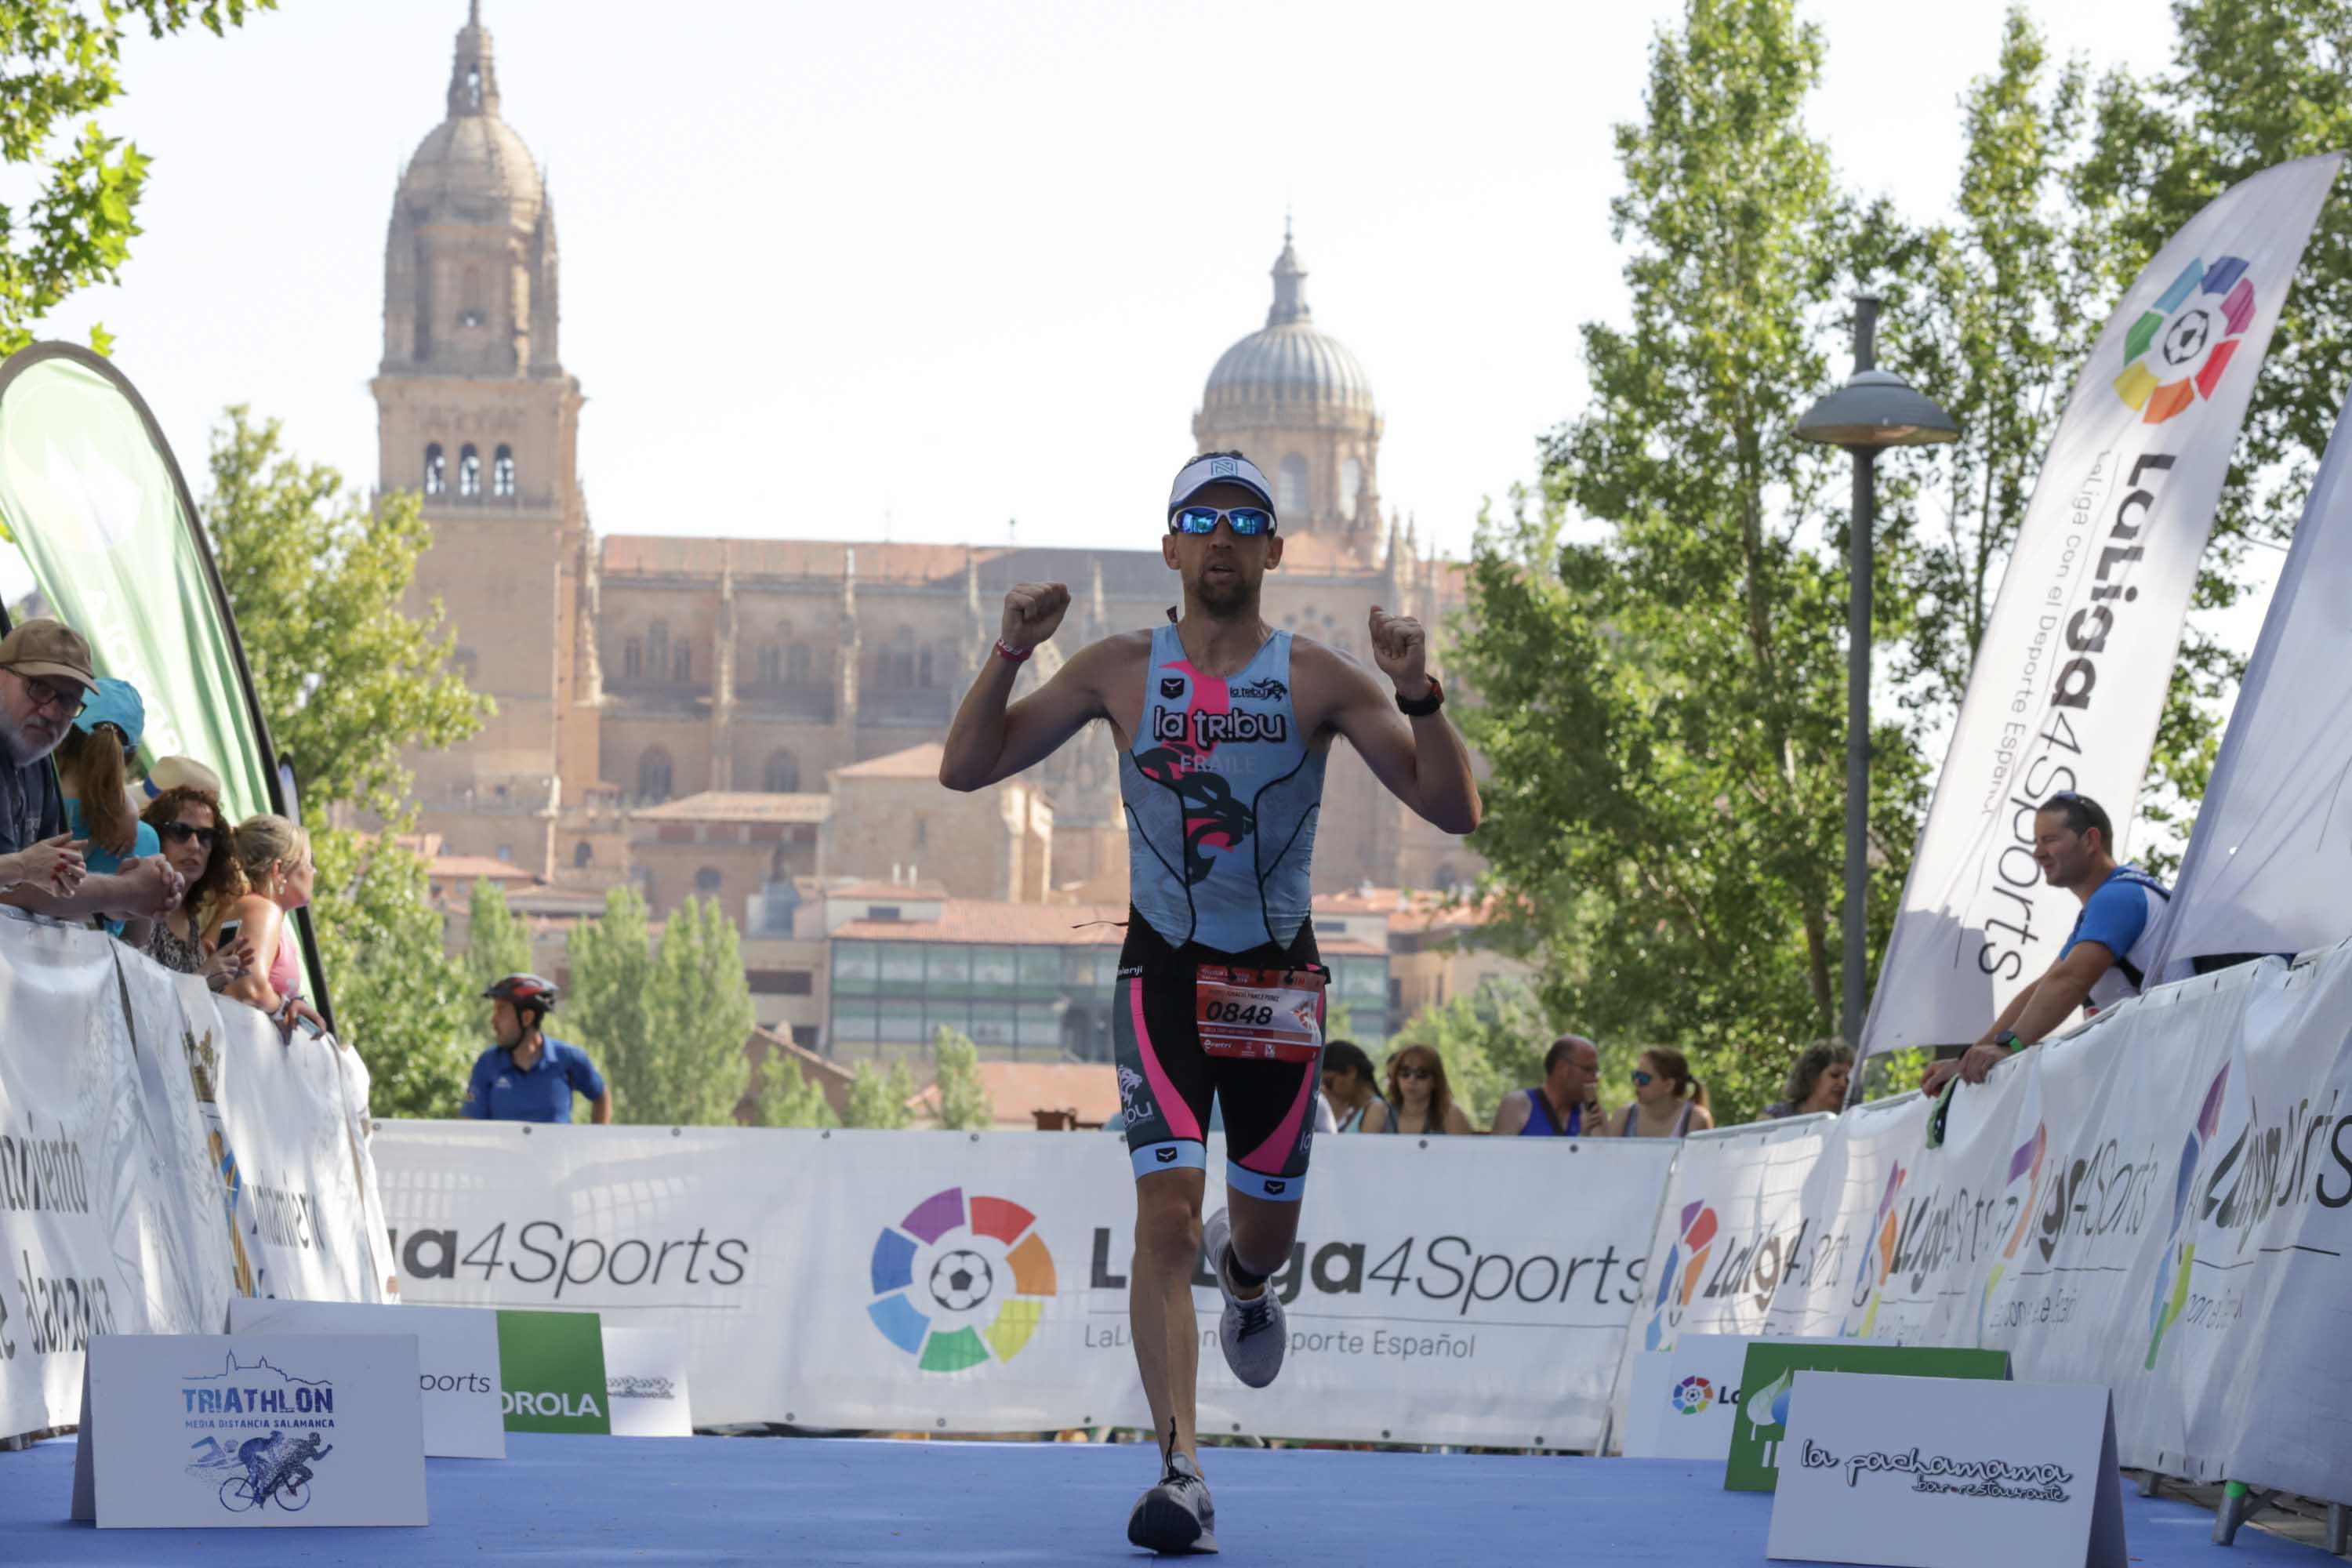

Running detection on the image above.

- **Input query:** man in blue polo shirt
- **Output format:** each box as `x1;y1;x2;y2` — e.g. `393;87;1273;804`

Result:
463;974;614;1123
1923;791;2169;1095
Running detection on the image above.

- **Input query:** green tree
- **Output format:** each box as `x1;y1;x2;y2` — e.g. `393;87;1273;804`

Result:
930;1027;993;1131
564;889;755;1126
753;1046;838;1129
1455;0;1926;1086
465;878;533;994
844;1060;917;1130
308;831;474;1118
641;896;756;1127
1381;978;1549;1128
0;1;274;358
205;407;488;817
564;885;655;1113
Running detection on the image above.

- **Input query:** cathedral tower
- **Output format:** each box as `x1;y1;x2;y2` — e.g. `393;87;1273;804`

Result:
373;2;602;875
1192;223;1385;562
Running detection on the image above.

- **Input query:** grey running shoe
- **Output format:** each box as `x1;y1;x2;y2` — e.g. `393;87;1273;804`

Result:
1203;1208;1286;1389
1127;1449;1218;1555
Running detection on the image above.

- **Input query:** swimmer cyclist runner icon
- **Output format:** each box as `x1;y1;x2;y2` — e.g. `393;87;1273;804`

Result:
938;449;1483;1555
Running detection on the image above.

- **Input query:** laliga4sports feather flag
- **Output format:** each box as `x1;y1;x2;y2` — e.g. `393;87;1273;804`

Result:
1861;151;2343;1057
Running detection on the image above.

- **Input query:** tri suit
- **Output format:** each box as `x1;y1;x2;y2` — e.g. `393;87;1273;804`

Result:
1113;622;1332;1201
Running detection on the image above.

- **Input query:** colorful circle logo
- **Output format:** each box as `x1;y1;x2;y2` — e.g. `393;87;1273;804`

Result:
2113;256;2254;425
1641;1199;1719;1352
868;1187;1057;1372
1670;1375;1714;1415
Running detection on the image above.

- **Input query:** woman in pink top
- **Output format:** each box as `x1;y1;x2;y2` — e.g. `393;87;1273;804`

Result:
210;813;326;1041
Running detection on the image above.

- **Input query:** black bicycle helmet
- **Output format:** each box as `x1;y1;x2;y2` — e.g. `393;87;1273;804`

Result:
483;973;559;1020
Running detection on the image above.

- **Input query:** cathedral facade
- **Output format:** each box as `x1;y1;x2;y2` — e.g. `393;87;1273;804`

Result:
382;6;1473;916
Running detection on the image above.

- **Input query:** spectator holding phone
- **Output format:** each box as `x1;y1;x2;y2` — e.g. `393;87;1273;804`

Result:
212;812;326;1041
139;768;254;989
0;620;181;924
1381;1044;1473;1135
1491;1033;1605;1137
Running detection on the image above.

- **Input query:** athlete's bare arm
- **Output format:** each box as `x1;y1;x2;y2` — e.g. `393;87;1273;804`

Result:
938;582;1147;791
1301;605;1481;834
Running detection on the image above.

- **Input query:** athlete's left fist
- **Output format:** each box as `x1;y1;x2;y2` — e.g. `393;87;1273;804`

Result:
1367;605;1430;699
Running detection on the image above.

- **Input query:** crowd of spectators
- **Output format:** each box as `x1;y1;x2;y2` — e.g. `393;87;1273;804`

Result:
0;616;322;1044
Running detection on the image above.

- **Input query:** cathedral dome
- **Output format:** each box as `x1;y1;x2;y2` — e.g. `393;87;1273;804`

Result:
1200;228;1376;418
396;3;541;229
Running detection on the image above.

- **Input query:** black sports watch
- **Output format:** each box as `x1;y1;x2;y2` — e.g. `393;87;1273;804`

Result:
1395;677;1445;717
1995;1029;2024;1052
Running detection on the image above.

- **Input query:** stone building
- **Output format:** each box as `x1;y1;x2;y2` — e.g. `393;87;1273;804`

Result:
382;5;1475;925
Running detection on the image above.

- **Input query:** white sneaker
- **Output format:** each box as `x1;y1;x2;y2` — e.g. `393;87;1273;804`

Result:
1127;1447;1218;1555
1203;1208;1286;1389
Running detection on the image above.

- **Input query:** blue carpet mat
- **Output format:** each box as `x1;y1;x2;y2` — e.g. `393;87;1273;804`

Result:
0;1433;2325;1564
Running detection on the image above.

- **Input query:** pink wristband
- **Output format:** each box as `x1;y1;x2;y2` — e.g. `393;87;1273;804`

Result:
993;638;1033;665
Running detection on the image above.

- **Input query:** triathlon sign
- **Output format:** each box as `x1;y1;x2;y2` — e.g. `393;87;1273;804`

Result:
71;1333;426;1528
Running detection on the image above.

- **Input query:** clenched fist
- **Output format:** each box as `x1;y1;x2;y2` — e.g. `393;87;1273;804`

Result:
1002;582;1071;652
1368;605;1430;698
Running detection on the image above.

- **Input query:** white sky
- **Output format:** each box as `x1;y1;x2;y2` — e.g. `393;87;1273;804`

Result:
16;0;2185;567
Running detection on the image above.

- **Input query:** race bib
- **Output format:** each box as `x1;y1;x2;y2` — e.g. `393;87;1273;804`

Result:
1195;964;1327;1062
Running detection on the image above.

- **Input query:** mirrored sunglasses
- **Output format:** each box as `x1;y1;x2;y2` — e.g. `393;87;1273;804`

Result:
1170;506;1276;538
1631;1070;1654;1087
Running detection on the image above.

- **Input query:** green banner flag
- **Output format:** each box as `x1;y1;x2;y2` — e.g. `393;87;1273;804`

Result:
0;344;272;823
496;1310;611;1435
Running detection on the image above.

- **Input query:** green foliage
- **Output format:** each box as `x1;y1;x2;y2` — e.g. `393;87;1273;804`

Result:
753;1045;838;1129
565;888;754;1127
930;1027;993;1131
0;2;274;357
1455;0;1928;1097
464;879;533;996
204;406;488;818
844;1059;917;1130
307;829;474;1119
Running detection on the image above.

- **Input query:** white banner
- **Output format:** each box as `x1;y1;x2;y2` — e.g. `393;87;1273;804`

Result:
372;1123;1675;1449
1864;153;2343;1054
1605;1112;1829;1444
2151;387;2352;980
1646;944;2352;1502
201;979;391;1308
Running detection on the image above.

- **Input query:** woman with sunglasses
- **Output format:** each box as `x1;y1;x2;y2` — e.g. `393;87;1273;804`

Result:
138;773;255;989
1381;1045;1473;1136
1615;1047;1714;1138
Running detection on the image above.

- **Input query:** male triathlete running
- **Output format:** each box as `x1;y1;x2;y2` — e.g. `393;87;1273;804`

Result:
940;451;1481;1554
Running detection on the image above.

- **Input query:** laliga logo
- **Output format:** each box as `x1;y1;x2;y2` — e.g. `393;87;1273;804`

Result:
2112;256;2255;425
1670;1375;1714;1415
1840;1162;1907;1339
2146;1063;2237;1368
868;1186;1057;1373
1976;1122;2048;1345
1642;1199;1718;1351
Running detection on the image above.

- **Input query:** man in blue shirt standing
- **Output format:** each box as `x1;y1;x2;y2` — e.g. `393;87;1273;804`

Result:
1923;792;2169;1095
463;974;614;1124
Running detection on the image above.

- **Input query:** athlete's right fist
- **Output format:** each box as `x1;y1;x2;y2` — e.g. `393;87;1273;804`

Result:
1000;582;1071;651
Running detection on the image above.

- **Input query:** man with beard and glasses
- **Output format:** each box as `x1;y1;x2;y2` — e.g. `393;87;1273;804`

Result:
940;450;1480;1555
0;620;182;923
1922;790;2169;1098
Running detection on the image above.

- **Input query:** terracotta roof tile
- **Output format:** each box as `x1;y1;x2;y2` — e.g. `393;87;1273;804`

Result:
833;742;945;779
826;879;951;901
909;1061;1122;1128
631;791;831;823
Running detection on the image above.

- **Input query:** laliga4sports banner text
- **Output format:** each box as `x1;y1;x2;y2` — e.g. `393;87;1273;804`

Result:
372;1123;1676;1449
1862;152;2343;1055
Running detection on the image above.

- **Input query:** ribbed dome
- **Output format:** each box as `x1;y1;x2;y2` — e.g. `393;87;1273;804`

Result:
397;3;540;230
401;114;543;227
1201;228;1376;416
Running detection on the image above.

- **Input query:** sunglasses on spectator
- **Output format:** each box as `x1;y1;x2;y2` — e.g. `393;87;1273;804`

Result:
18;675;85;719
1631;1070;1654;1087
1395;1065;1433;1081
1169;506;1276;538
158;822;220;848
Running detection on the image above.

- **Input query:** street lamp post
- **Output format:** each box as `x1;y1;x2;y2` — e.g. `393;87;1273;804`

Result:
1795;295;1959;1057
